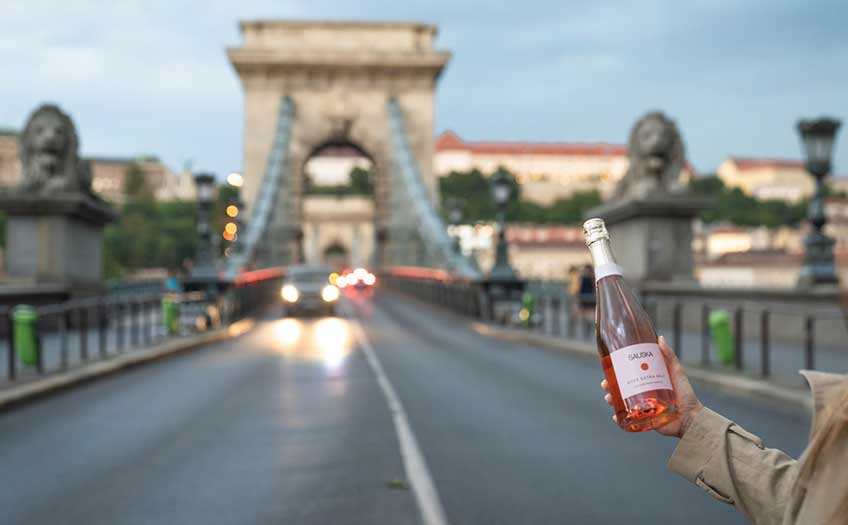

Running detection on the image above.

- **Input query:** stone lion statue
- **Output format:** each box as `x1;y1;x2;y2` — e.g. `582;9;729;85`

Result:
18;104;92;195
614;111;686;200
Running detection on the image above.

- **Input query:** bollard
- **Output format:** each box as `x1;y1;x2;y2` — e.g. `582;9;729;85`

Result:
12;305;39;367
708;310;735;367
162;297;180;336
519;292;536;328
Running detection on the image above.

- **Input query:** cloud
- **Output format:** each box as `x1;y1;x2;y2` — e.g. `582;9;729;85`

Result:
0;0;845;176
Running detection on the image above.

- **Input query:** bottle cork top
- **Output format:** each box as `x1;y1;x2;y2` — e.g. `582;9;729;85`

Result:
583;218;609;246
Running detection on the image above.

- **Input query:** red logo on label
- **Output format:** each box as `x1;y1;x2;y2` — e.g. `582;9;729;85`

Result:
640;363;649;371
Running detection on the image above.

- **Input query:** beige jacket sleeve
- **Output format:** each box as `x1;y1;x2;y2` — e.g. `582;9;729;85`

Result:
667;407;799;525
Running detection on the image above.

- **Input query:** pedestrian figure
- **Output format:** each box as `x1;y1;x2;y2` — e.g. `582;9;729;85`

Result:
567;265;580;317
578;263;595;311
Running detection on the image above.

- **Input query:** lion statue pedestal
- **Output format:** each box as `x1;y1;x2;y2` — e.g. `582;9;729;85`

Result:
587;111;709;284
0;104;115;303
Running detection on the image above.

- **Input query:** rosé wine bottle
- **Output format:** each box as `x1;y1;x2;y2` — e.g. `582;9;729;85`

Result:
583;218;679;432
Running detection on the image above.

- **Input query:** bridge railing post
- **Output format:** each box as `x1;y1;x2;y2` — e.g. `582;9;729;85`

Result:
98;299;108;359
79;303;88;362
4;307;14;381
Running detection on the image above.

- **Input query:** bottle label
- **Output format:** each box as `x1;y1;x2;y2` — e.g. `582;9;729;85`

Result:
610;343;673;399
594;263;623;282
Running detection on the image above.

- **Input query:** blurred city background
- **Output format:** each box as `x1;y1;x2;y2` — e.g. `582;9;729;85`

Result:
0;2;845;524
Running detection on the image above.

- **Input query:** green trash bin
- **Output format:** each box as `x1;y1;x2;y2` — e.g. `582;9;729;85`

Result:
161;298;180;336
520;292;536;328
709;310;735;366
12;305;39;367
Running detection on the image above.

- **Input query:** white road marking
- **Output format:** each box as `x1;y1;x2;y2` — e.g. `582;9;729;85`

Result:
344;305;449;525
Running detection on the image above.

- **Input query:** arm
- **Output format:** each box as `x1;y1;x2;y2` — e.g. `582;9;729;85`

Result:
601;337;798;525
667;407;798;525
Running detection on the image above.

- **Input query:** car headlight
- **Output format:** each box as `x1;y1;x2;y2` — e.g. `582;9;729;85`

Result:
281;284;299;303
321;285;340;302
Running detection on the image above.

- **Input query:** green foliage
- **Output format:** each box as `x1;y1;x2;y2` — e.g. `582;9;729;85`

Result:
305;166;374;196
103;198;197;279
123;162;150;200
688;174;725;195
439;167;597;225
438;168;497;221
546;191;602;224
690;175;807;227
825;182;848;198
349;166;374;194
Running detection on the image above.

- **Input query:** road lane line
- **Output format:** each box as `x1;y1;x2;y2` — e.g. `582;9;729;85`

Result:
344;306;449;525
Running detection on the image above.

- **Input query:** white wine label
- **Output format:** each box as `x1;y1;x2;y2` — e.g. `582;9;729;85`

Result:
610;343;673;400
594;263;623;282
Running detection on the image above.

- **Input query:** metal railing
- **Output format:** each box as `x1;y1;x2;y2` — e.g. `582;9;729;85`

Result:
1;273;283;384
384;273;848;383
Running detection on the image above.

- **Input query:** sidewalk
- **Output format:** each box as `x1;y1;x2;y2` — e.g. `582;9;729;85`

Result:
470;321;814;413
0;319;253;412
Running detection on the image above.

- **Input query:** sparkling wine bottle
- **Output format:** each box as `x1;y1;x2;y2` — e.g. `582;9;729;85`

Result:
583;218;679;432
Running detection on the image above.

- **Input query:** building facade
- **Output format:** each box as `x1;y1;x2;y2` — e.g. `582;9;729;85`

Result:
716;157;814;203
825;196;848;254
434;131;629;204
0;131;193;203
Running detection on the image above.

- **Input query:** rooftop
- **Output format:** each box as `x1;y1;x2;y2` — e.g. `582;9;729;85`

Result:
435;131;627;157
727;157;804;170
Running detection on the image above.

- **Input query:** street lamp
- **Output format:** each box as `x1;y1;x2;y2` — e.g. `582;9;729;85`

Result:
797;117;841;287
226;172;243;188
191;172;218;284
446;198;464;254
488;168;517;281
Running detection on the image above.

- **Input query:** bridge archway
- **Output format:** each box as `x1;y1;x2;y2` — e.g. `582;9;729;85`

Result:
302;140;376;269
228;20;449;267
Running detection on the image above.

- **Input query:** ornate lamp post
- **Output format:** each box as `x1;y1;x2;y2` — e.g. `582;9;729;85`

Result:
189;172;219;288
797;117;841;287
446;198;464;254
489;168;517;281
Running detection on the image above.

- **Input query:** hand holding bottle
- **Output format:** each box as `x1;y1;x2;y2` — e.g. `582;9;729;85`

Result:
584;218;680;432
601;336;703;438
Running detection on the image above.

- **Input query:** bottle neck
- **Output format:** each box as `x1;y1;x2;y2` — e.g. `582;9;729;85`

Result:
588;239;622;281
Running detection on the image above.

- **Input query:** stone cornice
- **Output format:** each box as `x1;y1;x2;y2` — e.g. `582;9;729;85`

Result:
0;192;117;225
227;49;450;75
239;20;439;34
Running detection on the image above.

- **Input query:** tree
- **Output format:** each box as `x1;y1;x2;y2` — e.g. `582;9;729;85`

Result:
688;175;807;227
349;166;374;195
304;166;374;196
102;198;197;279
547;191;602;224
688;174;725;195
439;167;600;225
123;162;151;200
438;168;497;221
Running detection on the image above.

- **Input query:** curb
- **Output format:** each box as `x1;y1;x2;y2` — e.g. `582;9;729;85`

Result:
470;321;813;413
0;319;255;412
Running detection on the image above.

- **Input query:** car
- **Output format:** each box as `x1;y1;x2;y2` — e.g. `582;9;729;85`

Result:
280;265;340;316
335;267;377;290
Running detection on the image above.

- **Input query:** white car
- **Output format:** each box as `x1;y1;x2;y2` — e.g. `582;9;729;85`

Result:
281;265;340;317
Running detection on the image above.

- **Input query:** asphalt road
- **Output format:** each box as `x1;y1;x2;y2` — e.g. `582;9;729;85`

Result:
0;290;810;524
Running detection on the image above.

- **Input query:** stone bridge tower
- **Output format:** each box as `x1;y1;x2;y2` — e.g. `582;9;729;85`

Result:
227;20;450;266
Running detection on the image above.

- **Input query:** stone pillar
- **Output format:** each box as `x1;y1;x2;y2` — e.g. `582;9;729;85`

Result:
0;193;116;299
350;223;361;267
307;222;321;264
587;196;707;284
586;111;708;286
